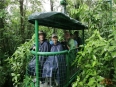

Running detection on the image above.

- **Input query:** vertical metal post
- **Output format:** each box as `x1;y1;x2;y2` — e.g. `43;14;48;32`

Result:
35;20;39;87
60;0;67;14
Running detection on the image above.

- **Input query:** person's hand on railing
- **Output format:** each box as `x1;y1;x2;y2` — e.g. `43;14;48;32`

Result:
30;45;36;51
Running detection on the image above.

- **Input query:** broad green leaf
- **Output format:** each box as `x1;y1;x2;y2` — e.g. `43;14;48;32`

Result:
88;77;96;86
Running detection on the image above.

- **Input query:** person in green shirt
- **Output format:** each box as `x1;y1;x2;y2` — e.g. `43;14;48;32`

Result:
64;31;76;49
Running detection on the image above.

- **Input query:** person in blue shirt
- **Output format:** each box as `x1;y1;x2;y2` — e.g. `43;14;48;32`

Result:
42;34;66;87
28;31;50;83
49;36;54;45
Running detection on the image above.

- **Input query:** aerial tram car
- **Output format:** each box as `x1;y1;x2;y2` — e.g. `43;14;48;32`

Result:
27;0;87;87
27;1;87;87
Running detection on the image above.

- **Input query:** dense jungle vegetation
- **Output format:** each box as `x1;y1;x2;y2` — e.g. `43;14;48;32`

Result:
0;0;116;87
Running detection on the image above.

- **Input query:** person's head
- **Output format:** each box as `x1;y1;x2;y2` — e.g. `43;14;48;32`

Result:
39;31;46;41
64;31;71;40
70;33;74;39
74;31;79;37
52;34;58;45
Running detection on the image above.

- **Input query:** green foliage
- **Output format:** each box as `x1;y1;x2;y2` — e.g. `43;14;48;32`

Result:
0;65;10;87
73;30;106;87
108;26;116;87
0;0;116;87
73;28;116;87
67;0;116;39
39;26;64;41
7;35;34;87
22;76;35;87
0;1;41;85
68;1;116;87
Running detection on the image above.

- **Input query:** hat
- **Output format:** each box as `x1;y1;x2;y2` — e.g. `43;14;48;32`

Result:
52;33;58;38
38;30;46;37
39;30;44;34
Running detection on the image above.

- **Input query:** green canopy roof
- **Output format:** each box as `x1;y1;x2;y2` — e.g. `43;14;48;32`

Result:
28;12;88;30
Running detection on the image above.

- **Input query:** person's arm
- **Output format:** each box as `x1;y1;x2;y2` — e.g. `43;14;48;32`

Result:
30;44;36;51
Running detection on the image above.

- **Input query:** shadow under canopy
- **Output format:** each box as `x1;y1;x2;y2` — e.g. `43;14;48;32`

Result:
28;12;88;30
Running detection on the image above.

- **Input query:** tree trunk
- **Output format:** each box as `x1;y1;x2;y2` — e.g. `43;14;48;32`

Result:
50;0;56;33
0;0;4;28
19;0;25;43
50;0;53;11
0;1;5;55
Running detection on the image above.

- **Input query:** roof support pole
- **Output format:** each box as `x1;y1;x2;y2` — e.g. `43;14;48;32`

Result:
35;20;39;87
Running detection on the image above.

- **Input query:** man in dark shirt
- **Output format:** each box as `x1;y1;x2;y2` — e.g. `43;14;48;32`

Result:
74;31;82;47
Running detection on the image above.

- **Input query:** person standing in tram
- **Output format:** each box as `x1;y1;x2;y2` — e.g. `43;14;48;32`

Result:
64;31;76;49
42;34;66;87
74;31;82;47
28;31;51;83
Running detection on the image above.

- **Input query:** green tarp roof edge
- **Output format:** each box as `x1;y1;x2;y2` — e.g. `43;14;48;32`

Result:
28;12;88;30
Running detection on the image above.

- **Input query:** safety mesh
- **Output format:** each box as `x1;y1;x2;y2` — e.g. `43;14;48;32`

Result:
27;49;78;87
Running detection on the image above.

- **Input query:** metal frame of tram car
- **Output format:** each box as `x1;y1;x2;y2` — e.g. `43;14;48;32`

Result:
28;12;87;87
